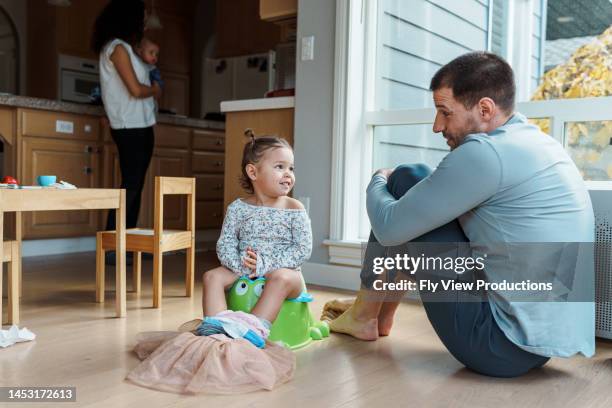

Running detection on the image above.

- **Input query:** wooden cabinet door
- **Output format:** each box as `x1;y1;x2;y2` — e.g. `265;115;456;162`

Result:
21;138;101;238
56;0;109;59
159;73;189;115
260;0;298;21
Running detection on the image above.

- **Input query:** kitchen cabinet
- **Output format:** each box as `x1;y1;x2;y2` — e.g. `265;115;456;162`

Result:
222;103;293;208
102;122;225;233
145;2;195;115
26;0;107;99
259;0;298;22
17;108;102;238
193;129;225;230
159;73;190;116
5;105;225;240
21;137;102;238
55;0;109;60
216;0;280;58
27;0;196;114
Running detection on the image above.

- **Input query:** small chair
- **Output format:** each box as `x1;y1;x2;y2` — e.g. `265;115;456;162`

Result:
96;177;196;308
1;240;20;325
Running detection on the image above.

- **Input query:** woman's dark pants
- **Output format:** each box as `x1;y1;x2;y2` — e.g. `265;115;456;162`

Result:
105;126;155;230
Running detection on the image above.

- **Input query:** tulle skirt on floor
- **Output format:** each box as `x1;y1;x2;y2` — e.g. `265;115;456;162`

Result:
126;329;295;395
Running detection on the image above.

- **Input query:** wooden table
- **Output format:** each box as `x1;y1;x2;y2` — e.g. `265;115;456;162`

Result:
0;188;127;322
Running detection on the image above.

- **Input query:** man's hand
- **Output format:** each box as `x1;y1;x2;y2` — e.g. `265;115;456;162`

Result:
374;168;394;179
242;247;258;278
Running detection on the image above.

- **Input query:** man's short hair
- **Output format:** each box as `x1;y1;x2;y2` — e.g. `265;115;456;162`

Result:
429;52;516;114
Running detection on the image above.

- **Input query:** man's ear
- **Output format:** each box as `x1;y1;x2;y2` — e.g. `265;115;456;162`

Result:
245;163;257;181
478;97;496;121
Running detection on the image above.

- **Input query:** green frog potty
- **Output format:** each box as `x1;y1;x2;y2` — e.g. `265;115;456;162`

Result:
226;276;330;349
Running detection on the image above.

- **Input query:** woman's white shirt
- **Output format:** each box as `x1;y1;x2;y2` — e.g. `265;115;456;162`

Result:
100;39;156;129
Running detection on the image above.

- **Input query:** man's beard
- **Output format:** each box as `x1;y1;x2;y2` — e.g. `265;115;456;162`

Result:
444;115;481;150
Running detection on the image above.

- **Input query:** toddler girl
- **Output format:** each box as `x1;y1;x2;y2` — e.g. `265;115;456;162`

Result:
199;130;312;346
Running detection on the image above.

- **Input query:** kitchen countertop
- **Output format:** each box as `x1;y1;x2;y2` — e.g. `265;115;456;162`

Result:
220;96;295;113
0;94;225;131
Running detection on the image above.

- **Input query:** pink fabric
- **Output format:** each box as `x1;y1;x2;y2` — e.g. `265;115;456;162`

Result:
216;310;270;338
126;331;295;395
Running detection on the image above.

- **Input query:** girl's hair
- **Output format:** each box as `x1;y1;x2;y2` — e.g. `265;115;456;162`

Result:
91;0;146;54
240;129;292;194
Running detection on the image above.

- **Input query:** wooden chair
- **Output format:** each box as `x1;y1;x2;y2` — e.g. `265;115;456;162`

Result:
96;177;196;308
1;240;20;325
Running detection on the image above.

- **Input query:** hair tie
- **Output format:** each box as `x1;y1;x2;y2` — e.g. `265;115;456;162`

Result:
244;128;256;144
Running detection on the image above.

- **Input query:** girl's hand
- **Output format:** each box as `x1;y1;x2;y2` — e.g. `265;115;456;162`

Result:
242;247;258;277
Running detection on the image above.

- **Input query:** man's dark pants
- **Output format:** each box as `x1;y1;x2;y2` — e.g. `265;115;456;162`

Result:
361;164;549;378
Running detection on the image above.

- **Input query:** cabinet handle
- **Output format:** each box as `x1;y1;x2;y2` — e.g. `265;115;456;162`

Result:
215;139;223;146
83;166;93;175
215;161;223;167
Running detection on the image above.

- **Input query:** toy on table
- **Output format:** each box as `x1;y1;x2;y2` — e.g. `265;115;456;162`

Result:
227;277;330;350
1;175;18;185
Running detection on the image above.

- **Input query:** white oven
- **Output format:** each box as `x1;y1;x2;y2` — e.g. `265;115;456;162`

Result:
58;54;100;104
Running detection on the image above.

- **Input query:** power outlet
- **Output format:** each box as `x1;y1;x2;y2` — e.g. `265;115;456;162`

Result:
56;120;74;134
301;36;315;61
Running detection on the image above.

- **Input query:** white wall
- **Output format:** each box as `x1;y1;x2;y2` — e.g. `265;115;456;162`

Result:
293;0;336;264
0;0;26;94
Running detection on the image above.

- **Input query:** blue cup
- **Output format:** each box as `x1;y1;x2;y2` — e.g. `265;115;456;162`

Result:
37;175;57;186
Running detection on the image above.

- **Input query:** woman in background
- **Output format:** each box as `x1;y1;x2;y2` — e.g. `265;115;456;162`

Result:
92;0;161;240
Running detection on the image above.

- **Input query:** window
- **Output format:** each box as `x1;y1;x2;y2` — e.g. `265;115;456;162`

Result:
327;0;612;268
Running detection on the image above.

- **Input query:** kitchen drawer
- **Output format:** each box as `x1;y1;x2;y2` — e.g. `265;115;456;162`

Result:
154;124;191;149
193;151;225;173
196;201;224;229
20;109;100;141
193;130;225;152
196;175;224;201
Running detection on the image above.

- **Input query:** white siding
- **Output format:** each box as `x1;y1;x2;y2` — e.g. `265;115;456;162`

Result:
376;0;490;110
531;0;546;88
490;0;505;56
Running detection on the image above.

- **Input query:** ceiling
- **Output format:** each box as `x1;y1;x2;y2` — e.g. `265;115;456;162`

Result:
546;0;612;40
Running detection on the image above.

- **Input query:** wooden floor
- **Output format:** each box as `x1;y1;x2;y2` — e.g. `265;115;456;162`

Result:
2;251;612;408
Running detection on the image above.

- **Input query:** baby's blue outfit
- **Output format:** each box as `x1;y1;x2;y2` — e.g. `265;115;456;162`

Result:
217;199;313;277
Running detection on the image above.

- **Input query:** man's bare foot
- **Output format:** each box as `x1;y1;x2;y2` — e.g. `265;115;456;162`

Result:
377;302;400;336
329;306;379;341
377;314;394;336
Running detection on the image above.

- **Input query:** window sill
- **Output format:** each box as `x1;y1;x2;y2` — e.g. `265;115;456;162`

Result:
323;239;365;267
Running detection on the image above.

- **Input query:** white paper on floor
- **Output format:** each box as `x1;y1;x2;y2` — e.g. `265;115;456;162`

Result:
0;325;36;348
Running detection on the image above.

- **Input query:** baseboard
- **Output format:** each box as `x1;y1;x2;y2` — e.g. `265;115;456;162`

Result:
21;229;221;258
22;237;96;257
301;261;362;291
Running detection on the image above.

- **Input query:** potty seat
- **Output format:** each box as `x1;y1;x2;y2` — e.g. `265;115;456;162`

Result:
226;277;330;349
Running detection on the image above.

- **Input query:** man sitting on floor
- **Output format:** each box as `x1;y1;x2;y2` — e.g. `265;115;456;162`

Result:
329;52;595;378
